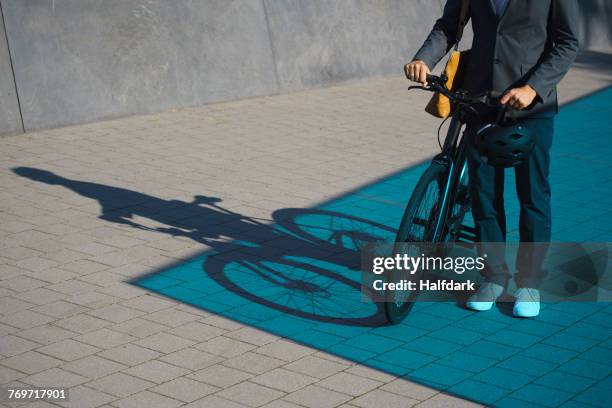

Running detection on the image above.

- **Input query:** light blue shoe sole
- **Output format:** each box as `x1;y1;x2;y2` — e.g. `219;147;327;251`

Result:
466;301;494;312
513;302;540;318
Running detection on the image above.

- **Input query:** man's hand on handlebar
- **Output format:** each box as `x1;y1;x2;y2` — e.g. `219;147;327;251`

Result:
500;85;538;110
404;60;431;85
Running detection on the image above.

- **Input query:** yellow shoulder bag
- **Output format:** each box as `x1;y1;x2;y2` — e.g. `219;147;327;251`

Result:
425;0;471;118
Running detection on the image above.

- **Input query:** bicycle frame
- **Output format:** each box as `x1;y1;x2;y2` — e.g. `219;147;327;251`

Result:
405;74;500;243
430;113;470;241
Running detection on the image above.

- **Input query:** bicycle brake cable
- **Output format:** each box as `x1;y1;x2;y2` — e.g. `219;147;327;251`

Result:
437;116;451;150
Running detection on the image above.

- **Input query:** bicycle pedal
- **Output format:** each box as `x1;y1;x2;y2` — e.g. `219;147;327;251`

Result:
456;225;476;242
459;225;476;234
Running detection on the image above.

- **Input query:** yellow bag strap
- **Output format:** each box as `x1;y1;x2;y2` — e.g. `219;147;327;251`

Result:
455;0;470;50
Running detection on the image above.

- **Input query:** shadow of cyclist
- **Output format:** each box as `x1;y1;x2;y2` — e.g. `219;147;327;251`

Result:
13;166;392;326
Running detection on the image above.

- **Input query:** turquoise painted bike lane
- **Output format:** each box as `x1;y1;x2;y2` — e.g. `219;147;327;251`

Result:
133;87;612;407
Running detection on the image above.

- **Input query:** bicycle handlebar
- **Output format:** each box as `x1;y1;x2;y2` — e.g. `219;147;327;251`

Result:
413;74;503;108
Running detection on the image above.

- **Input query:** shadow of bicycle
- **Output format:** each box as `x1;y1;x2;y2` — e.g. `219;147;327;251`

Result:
12;167;399;327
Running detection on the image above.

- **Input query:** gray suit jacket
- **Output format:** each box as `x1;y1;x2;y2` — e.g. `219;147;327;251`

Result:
414;0;580;118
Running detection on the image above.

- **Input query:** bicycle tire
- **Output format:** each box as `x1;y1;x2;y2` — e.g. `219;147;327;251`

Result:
396;162;448;243
385;162;449;324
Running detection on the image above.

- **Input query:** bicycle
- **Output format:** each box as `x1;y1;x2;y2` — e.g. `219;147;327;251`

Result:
384;74;504;324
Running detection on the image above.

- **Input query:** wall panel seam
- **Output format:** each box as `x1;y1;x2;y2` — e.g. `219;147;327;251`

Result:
261;0;282;94
0;0;25;133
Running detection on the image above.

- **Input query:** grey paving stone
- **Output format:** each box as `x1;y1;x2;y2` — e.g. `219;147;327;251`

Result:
184;395;249;408
54;313;111;333
72;242;117;257
195;336;256;359
0;310;55;330
0;366;26;383
351;389;419;408
119;294;177;312
283;384;352;408
13;287;66;305
22;367;89;387
381;379;439;401
123;359;191;384
96;343;161;367
143;307;201;327
111;390;183;408
151;377;220;402
216;381;285;407
133;331;196;354
0;296;33;315
87;372;156;398
28;269;78;285
223;352;285;375
0;334;40;356
1;351;62;374
110;317;167;338
67;291;120;309
61;355;127;379
55;385;116;408
77;271;129;288
1;275;47;292
344;365;398;383
12;257;59;273
252;368;318;393
75;328;136;349
30;301;87;320
171;321;227;342
224;327;280;346
58;260;109;276
188;364;253;388
96;283;145;300
159;348;224;371
317;372;383;397
17;401;59;408
86;304;145;324
201;315;244;331
283;356;349;379
36;338;100;361
14;325;75;345
261;401;305;408
255;340;315;362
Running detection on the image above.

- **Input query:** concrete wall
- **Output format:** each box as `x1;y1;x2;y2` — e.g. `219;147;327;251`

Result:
0;0;610;134
1;0;445;132
578;0;612;50
1;0;279;131
0;2;22;135
263;0;443;91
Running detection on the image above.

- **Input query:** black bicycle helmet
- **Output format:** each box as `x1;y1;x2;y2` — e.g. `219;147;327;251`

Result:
475;122;535;168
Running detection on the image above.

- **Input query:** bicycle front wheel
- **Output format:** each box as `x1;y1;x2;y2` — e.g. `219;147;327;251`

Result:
395;162;449;243
385;162;449;324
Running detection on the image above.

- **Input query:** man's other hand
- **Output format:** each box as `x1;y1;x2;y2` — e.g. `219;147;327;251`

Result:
500;85;538;110
405;60;431;85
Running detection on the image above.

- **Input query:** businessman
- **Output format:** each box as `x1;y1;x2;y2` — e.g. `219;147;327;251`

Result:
405;0;580;317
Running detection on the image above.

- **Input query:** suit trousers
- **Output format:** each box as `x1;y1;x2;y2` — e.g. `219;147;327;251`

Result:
466;117;554;288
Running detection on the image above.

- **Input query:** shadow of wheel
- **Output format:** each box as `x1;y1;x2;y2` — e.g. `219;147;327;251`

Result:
204;254;387;327
272;208;396;250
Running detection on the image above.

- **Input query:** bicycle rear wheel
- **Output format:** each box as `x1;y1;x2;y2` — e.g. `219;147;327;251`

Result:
385;162;449;324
